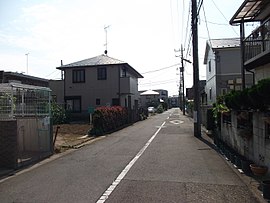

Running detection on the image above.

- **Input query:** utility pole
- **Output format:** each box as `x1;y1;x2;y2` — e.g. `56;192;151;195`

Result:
175;49;182;111
191;0;201;137
180;45;185;115
175;46;191;115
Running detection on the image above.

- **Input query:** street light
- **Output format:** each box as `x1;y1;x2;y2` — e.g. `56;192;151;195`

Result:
25;53;29;74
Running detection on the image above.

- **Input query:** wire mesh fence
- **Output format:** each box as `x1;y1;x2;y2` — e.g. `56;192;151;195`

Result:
0;83;51;119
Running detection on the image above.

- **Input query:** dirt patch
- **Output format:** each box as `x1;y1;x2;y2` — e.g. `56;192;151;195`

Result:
53;124;93;153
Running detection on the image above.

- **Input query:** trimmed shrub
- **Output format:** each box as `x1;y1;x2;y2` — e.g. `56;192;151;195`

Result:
89;106;128;136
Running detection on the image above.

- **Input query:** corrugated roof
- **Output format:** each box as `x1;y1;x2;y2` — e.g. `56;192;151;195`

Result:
210;38;240;49
230;0;270;25
58;54;125;68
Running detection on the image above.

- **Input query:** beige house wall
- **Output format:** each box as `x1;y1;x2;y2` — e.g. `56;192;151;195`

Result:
64;64;140;112
255;63;270;82
65;66;119;111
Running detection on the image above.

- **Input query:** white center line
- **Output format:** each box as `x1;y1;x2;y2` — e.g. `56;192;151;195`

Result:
96;121;167;203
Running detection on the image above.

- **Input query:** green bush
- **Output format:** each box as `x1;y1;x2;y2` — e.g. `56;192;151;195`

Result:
224;78;270;111
51;102;70;124
156;104;164;114
89;106;128;136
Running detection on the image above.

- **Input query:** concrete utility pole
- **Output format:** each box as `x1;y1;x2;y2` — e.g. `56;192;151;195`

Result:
175;46;191;116
191;0;201;137
180;45;192;116
180;46;185;115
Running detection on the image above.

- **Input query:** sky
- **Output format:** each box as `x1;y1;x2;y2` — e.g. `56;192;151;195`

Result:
0;0;259;96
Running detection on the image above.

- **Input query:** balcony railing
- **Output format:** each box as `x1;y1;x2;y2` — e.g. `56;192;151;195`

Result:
243;18;270;64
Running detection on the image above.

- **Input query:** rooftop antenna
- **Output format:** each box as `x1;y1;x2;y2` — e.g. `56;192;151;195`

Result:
104;25;110;55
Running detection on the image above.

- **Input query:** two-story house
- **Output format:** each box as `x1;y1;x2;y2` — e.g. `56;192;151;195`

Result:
52;54;143;120
203;38;253;105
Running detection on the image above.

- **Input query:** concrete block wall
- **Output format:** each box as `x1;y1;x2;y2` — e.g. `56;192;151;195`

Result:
221;111;270;174
0;120;18;169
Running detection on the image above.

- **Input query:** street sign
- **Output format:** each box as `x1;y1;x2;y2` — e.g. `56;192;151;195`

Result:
88;106;95;114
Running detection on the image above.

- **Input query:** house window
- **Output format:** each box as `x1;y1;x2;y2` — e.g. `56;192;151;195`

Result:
121;68;127;77
96;98;100;105
209;88;212;100
73;69;85;83
65;96;81;112
112;98;120;106
97;67;107;80
208;60;211;72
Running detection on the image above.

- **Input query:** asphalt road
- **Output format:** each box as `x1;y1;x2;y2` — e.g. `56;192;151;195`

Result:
0;108;261;203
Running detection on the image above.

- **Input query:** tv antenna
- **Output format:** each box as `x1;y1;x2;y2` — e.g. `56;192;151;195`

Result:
104;25;110;55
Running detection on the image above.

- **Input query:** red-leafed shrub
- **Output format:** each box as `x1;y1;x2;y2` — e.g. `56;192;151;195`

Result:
89;106;128;136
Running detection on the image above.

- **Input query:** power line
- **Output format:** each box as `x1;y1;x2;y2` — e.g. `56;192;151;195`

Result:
202;3;212;48
141;63;180;74
183;1;192;49
201;19;229;26
45;69;59;77
209;0;238;36
181;0;185;44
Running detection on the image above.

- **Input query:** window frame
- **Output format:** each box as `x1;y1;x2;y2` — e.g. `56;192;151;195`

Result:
65;96;81;113
97;67;107;80
72;69;85;83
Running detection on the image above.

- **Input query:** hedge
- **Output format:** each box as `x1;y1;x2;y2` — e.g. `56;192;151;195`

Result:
89;106;128;136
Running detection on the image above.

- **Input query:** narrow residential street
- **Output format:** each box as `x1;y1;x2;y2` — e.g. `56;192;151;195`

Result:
0;108;262;202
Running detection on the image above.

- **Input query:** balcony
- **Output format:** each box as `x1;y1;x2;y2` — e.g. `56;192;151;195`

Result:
243;18;270;70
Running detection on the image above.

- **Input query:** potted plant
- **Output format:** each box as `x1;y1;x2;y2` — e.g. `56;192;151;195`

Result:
250;164;268;176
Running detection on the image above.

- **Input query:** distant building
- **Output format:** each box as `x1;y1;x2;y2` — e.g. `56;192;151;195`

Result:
139;89;168;108
186;80;206;103
0;71;49;87
168;96;179;108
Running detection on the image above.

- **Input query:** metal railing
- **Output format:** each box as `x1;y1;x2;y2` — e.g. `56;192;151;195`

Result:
243;18;270;62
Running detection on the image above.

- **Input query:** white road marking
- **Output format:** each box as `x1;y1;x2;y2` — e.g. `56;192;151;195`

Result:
96;121;167;203
169;120;184;125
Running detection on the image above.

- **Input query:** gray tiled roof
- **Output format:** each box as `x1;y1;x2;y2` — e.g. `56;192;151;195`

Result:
57;54;143;78
209;38;240;49
59;54;125;68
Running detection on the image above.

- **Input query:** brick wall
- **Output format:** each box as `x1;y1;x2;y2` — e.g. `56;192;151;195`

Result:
0;120;18;169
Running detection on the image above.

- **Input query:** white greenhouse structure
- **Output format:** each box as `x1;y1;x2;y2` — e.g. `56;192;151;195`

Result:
0;83;53;169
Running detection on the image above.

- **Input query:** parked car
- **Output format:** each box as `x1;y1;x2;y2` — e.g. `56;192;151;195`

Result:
148;106;155;113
